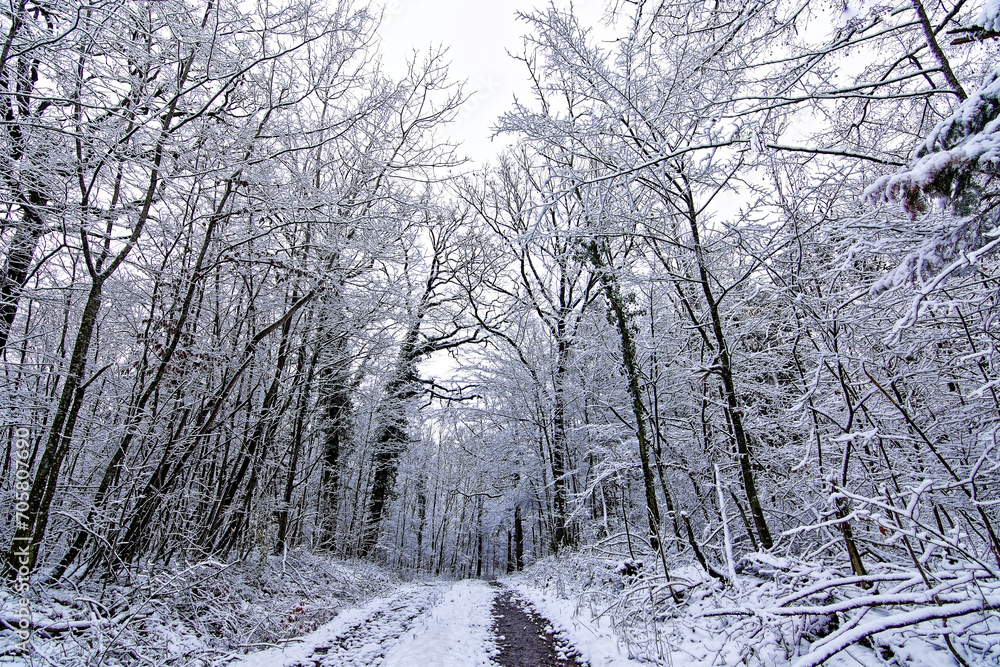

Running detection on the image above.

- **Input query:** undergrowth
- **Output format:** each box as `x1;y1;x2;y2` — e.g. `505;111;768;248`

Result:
514;546;1000;666
0;549;399;666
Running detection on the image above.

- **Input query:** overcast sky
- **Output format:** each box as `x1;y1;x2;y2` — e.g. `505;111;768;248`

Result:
376;0;610;167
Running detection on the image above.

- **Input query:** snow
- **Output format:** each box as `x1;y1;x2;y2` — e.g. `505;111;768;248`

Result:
229;580;497;667
792;596;1000;667
227;570;646;667
508;550;1000;667
513;583;648;667
977;0;1000;32
865;65;1000;210
231;574;658;667
227;582;433;667
381;580;496;666
7;558;998;667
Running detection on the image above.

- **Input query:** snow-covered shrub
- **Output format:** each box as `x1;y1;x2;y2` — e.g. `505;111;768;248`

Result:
0;550;398;666
511;545;1000;666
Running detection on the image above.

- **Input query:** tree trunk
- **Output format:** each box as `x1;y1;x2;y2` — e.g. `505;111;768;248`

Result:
276;347;316;555
316;340;354;551
200;295;295;554
415;477;427;569
550;336;574;551
358;319;424;558
0;206;44;355
6;278;103;575
514;504;524;571
113;292;314;565
587;241;662;551
359;397;414;558
683;188;773;550
0;2;49;356
49;194;232;580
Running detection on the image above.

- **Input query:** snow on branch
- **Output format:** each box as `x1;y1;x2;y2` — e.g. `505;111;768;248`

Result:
978;0;1000;33
0;609;142;636
792;595;1000;667
865;65;1000;215
697;566;999;667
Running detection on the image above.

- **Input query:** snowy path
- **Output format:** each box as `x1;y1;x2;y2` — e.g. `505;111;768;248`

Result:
491;588;586;666
228;579;636;666
228;580;495;667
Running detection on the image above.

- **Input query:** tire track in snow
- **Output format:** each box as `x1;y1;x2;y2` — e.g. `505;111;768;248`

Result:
280;584;443;667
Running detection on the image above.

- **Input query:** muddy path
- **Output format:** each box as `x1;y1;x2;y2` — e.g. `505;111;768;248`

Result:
490;588;588;667
230;580;592;667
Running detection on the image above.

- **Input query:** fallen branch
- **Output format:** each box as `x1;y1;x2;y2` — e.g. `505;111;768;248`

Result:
0;608;142;635
792;596;1000;667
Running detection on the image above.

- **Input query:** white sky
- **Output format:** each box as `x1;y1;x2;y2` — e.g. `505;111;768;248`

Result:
376;0;610;167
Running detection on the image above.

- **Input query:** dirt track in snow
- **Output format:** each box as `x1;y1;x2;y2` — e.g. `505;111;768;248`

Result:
280;584;443;666
232;580;589;667
490;587;588;667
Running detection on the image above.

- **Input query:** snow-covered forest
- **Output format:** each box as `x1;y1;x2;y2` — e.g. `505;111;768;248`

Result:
1;0;998;664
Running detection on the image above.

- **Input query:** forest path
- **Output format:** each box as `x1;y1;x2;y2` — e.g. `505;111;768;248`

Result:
491;586;589;667
229;579;592;667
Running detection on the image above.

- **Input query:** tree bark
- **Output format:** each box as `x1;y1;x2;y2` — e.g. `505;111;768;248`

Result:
316;337;355;551
359;367;419;558
587;240;662;551
682;187;773;550
6;278;103;575
276;345;317;554
514;504;524;570
550;336;574;551
0;206;45;355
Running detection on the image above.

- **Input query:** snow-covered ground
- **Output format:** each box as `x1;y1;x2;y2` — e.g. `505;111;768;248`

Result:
229;579;496;667
6;550;997;666
513;583;647;667
381;580;496;666
0;553;401;666
227;576;656;667
510;551;1000;667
